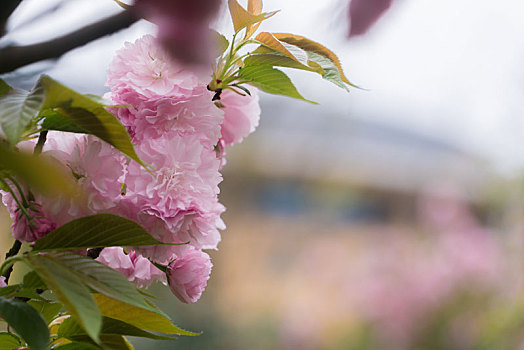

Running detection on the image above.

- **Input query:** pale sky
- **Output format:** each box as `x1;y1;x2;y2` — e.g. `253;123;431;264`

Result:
2;0;524;173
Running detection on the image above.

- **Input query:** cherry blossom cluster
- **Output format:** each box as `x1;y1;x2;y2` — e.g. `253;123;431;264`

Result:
1;35;260;303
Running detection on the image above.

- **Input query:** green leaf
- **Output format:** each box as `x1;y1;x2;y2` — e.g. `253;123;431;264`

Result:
238;66;316;103
23;270;47;289
12;288;49;301
227;0;278;34
68;335;134;350
37;76;147;169
54;342;99;350
0;82;44;145
59;316;175;340
28;300;63;324
0;297;50;350
244;50;320;73
41;109;88;133
0;332;22;350
33;213;171;251
272;33;357;87
306;51;350;91
94;294;197;336
27;254;102;343
0;142;76;196
254;32;310;67
248;33;356;91
0;285;20;297
0;80;11;96
48;252;158;313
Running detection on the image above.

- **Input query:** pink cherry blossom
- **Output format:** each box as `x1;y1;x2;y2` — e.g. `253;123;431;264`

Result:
134;0;222;65
1;193;56;242
219;89;261;147
121;132;224;251
97;247;166;288
106;34;199;99
167;248;212;303
109;85;223;147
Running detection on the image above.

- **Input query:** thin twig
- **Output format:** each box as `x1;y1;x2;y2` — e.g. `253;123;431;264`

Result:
33;130;48;156
0;10;139;74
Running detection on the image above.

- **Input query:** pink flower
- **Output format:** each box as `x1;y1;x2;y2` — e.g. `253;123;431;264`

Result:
348;0;394;37
219;89;261;146
106;34;199;99
134;0;222;65
1;132;127;243
121;132;224;251
0;277;6;288
1;193;56;242
97;247;166;288
109;86;223;147
167;248;212;303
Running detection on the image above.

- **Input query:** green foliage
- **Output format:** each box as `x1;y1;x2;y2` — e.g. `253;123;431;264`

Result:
0;81;44;145
54;342;99;350
33;213;174;251
209;0;355;103
0;297;50;350
238;65;315;103
47;252;158;313
28;254;103;343
28;300;64;324
59;316;176;341
0;333;22;350
37;76;147;169
93;294;197;336
0;142;75;196
41;109;88;133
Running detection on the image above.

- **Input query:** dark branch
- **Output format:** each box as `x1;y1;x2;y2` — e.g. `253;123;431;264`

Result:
2;240;22;283
0;0;22;37
87;247;104;259
0;10;139;75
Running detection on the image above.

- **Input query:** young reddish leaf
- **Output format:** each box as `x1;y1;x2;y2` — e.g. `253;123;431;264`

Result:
245;0;263;38
254;32;310;67
227;0;277;34
272;33;355;86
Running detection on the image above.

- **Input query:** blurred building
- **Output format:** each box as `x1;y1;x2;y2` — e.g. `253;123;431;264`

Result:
223;97;494;224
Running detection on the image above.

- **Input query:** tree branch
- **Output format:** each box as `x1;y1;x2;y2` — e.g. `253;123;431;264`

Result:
0;10;139;75
0;0;22;37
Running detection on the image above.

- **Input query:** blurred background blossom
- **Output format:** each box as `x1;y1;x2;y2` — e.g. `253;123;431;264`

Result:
2;0;524;349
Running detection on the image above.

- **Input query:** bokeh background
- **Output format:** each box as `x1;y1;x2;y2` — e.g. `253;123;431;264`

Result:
2;0;524;349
